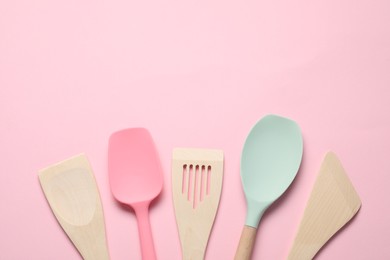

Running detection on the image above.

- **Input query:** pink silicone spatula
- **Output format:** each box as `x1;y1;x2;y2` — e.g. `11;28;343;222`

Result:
108;128;163;260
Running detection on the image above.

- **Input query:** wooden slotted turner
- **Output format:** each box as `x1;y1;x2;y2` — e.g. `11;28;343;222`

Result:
288;152;361;260
39;154;110;260
172;148;224;260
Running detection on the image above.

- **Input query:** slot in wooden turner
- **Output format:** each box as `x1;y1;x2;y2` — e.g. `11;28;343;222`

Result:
172;148;224;260
288;152;361;260
39;154;109;260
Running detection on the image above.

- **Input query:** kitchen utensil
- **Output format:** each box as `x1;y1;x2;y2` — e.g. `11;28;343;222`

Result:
108;128;163;260
38;154;110;260
172;148;224;260
235;114;303;260
287;152;361;260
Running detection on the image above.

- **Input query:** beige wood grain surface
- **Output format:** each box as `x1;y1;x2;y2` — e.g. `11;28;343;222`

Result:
172;148;224;260
39;154;109;260
288;152;361;260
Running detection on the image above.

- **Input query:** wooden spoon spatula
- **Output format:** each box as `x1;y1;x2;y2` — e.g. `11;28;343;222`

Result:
39;154;110;260
288;152;361;260
172;148;224;260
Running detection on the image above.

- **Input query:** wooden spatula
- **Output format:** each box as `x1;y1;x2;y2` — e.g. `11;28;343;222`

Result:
172;148;224;260
288;152;361;260
39;154;110;260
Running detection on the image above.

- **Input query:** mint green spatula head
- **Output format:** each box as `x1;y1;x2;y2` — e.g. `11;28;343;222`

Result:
241;114;303;228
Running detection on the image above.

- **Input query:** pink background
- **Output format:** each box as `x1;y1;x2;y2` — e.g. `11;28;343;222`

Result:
1;0;389;259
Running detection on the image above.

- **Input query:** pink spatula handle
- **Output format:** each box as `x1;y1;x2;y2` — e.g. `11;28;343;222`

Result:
134;202;156;260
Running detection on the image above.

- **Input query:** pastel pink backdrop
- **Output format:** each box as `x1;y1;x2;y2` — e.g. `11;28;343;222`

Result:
1;0;389;259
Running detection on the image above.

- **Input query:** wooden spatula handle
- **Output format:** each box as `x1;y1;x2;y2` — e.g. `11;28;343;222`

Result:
234;225;257;260
76;223;110;260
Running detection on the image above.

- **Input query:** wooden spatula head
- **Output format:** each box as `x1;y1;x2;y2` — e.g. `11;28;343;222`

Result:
288;152;361;260
172;148;224;260
39;154;109;260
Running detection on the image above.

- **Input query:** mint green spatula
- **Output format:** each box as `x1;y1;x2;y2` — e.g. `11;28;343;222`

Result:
234;115;303;260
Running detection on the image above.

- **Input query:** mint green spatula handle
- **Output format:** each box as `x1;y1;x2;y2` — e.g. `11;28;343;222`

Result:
234;226;257;260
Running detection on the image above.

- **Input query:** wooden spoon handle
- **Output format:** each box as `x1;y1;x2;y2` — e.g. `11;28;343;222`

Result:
234;225;258;260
